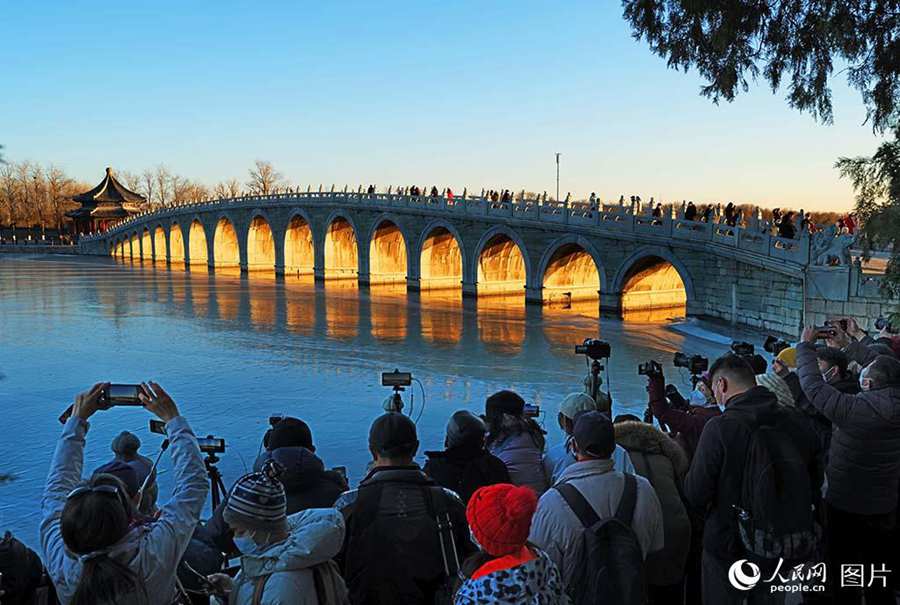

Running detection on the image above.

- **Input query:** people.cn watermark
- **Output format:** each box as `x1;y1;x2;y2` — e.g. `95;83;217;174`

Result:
728;560;892;594
728;559;827;594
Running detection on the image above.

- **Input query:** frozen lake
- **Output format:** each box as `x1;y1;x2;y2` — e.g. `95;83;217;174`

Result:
0;253;737;548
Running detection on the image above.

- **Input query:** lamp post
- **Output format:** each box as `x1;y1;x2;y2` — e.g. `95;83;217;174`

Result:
555;152;560;202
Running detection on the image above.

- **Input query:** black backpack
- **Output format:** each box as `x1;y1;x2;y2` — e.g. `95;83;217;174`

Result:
732;414;819;560
555;474;646;605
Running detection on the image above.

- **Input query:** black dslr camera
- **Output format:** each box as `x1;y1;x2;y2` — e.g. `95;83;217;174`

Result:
731;341;755;357
575;339;611;360
638;359;663;378
673;352;709;375
763;335;790;356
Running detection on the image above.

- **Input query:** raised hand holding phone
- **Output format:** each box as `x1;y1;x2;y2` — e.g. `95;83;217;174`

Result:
139;381;180;422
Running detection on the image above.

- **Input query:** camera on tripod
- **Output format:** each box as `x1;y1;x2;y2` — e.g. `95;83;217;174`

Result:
764;335;791;356
382;369;412;414
730;341;755;357
673;352;709;375
150;419;227;508
637;359;663;378
574;339;611;360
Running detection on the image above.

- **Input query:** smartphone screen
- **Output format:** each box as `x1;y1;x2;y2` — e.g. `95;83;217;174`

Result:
108;384;143;405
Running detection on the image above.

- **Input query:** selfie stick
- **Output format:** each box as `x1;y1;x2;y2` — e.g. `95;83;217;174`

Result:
136;439;169;511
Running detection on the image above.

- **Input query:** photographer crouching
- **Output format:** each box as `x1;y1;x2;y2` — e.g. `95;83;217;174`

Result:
642;357;721;459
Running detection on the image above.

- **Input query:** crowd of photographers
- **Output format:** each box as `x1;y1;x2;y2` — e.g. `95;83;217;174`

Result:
2;316;900;604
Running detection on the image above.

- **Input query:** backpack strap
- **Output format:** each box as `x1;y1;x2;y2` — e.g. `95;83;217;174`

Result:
614;473;638;526
251;573;271;605
555;483;601;528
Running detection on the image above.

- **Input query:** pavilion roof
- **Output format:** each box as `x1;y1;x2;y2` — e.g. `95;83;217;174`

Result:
72;167;146;206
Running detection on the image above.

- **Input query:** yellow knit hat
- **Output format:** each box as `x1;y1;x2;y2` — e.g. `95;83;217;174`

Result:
776;346;797;368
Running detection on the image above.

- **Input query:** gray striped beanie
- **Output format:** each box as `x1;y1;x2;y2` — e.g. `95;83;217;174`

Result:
222;461;287;531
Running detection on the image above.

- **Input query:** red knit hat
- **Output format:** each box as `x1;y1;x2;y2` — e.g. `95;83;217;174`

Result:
466;483;538;556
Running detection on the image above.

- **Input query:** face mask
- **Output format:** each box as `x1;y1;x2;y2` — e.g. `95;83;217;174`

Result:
234;535;265;556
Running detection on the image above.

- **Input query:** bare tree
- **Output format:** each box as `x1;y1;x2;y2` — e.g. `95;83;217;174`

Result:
140;169;155;209
213;178;242;199
118;170;142;193
0;163;20;226
46;165;75;231
246;160;284;196
153;165;172;208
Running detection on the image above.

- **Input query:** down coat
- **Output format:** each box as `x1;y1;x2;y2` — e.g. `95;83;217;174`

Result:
224;508;348;605
797;342;900;515
614;421;691;587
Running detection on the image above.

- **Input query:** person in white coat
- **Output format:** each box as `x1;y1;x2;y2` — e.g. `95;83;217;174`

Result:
40;382;208;605
206;462;348;605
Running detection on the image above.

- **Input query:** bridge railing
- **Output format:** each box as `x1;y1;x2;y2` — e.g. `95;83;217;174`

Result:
81;191;813;267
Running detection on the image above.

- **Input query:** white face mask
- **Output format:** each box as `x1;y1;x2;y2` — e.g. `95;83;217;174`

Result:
234;534;267;556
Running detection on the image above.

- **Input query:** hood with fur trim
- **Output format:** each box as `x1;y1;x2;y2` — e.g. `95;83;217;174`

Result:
614;420;689;477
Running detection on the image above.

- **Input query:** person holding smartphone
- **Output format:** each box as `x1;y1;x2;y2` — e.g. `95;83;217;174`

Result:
40;382;208;605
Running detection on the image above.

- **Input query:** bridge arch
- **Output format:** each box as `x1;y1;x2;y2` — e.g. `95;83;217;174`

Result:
246;212;276;273
284;210;315;277
188;218;209;266
153;224;168;262
129;232;139;259
537;235;606;304
367;213;411;284
472;225;532;297
612;246;693;314
417;219;466;290
168;222;186;264
213;215;240;268
140;228;152;261
324;211;359;279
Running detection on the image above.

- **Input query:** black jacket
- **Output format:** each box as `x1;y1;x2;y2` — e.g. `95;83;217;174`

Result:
201;446;347;555
423;443;510;503
337;466;475;605
798;342;900;515
0;533;45;605
684;387;823;560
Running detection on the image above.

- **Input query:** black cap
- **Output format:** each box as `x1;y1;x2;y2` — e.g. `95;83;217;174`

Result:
485;390;525;417
573;411;615;459
267;417;314;451
446;410;486;448
93;460;140;497
369;413;418;455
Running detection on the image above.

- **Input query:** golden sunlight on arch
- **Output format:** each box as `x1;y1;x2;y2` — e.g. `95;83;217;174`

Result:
621;257;687;321
477;233;526;297
189;220;208;266
153;227;167;262
369;221;407;285
542;243;601;305
213;218;240;268
169;224;185;264
420;227;462;291
140;229;152;260
284;216;314;277
324;217;358;279
246;216;275;273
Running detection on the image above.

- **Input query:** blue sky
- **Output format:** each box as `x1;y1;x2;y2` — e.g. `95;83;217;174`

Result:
0;1;883;211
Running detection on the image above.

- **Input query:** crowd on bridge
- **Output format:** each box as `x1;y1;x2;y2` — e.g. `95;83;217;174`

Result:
3;317;900;605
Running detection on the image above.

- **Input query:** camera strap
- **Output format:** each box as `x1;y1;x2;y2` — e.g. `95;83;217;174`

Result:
424;486;462;580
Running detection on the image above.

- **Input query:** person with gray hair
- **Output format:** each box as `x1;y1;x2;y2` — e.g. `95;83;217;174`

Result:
542;392;635;486
424;410;510;503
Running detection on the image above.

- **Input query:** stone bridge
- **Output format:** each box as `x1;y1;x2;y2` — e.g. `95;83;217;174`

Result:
78;191;829;335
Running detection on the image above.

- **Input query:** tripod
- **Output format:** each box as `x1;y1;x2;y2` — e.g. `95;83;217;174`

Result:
587;359;610;414
204;451;228;511
384;385;405;413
